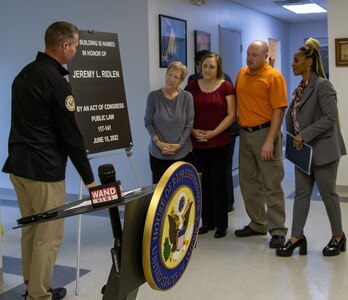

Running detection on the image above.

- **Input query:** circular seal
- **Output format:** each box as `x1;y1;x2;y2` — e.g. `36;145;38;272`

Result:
142;162;201;291
65;95;75;112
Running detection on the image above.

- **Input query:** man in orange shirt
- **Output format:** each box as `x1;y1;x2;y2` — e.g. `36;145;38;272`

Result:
234;40;288;248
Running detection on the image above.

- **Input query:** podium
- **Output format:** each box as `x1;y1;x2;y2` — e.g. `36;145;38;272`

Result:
15;162;202;299
15;185;156;300
101;186;154;300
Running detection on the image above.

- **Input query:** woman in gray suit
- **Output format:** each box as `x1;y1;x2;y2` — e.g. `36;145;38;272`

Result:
276;38;346;257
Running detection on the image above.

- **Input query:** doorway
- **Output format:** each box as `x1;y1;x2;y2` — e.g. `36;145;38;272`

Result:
219;26;242;83
268;38;282;71
219;26;242;171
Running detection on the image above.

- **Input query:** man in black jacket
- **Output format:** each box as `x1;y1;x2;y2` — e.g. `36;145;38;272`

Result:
3;21;95;300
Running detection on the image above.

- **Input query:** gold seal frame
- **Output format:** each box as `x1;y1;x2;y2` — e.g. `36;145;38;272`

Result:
142;161;201;291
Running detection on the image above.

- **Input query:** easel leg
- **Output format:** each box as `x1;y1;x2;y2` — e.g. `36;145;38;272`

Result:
125;144;141;188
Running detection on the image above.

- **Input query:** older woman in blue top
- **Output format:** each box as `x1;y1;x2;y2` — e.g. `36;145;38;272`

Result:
144;61;194;183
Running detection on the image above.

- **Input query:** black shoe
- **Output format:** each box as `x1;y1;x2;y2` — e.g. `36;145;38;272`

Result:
214;229;227;238
276;235;307;257
269;235;285;248
23;288;66;300
235;226;266;237
48;287;67;300
198;225;214;235
323;233;346;257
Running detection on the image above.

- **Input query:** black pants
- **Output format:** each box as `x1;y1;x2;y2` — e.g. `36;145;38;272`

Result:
192;145;229;231
149;152;193;184
226;135;237;210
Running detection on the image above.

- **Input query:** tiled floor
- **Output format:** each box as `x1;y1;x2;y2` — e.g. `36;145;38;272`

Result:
1;159;348;300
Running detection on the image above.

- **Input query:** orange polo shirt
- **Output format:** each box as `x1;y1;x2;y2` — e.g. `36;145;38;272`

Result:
236;62;287;127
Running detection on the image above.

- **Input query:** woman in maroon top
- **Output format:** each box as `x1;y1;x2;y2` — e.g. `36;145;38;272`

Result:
185;52;236;238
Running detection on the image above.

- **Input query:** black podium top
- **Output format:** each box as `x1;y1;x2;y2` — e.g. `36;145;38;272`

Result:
15;185;155;229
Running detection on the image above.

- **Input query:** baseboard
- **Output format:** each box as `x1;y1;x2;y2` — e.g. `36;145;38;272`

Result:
337;185;348;197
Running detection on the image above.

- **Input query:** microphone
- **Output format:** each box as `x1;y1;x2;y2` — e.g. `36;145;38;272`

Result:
98;164;116;185
98;164;122;275
89;164;122;207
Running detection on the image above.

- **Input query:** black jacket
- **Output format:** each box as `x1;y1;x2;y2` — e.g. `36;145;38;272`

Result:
3;52;94;184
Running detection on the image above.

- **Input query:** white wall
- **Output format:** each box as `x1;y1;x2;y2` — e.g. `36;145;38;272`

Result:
148;0;291;96
288;21;328;93
0;0;331;196
0;0;150;194
328;0;348;190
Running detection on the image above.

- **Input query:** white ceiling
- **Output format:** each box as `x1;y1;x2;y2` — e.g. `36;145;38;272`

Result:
228;0;327;23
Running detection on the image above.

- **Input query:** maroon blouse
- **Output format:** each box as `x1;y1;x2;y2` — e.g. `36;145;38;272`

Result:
185;80;235;149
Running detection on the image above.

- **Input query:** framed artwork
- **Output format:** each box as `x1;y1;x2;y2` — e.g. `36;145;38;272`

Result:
159;14;187;68
335;38;348;66
194;30;211;54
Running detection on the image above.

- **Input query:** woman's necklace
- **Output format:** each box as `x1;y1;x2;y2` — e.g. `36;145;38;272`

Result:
303;71;312;87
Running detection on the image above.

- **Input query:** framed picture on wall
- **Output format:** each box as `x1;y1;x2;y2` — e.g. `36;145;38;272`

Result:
194;30;211;53
159;14;187;68
335;38;348;66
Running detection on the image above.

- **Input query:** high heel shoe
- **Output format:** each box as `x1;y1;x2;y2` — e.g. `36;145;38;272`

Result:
276;235;307;257
323;233;346;256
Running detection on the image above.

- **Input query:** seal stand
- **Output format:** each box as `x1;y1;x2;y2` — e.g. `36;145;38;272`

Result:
15;169;155;300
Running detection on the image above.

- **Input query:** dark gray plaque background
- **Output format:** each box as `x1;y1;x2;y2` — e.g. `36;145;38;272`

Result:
68;30;132;154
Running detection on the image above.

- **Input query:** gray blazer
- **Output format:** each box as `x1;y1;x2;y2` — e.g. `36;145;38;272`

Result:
286;73;346;166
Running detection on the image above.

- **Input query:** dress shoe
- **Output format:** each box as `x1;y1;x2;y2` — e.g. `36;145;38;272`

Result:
198;225;214;235
235;226;266;237
214;229;227;238
269;235;285;248
22;287;66;300
276;235;307;257
323;233;346;257
49;287;67;300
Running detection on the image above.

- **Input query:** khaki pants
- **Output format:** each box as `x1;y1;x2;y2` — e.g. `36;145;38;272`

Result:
239;129;288;236
10;174;65;300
